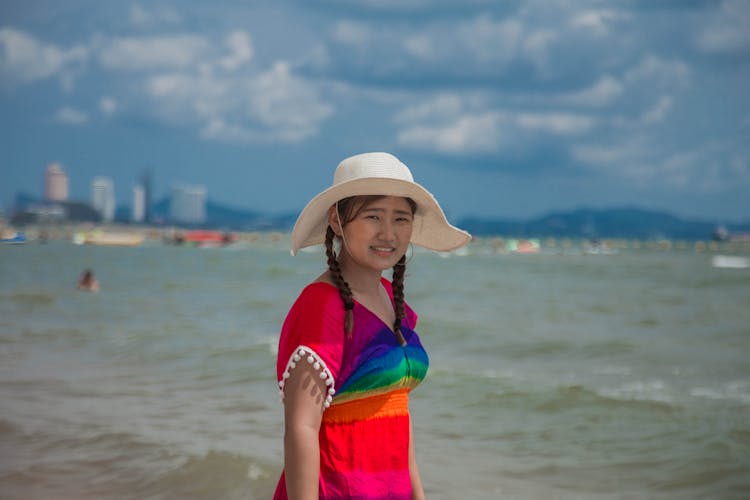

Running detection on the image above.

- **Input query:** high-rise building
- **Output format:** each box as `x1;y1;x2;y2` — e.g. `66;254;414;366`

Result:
132;184;145;223
44;163;68;201
91;177;116;222
170;184;206;225
140;170;152;223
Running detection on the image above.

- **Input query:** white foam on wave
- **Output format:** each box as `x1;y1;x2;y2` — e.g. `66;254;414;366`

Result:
592;365;632;376
258;335;279;356
689;380;750;405
597;379;675;404
479;368;528;382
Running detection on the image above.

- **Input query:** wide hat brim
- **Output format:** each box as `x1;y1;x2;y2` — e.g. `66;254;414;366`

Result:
291;176;471;255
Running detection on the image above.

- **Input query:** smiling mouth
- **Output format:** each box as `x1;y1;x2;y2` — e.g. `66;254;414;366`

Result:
371;246;395;253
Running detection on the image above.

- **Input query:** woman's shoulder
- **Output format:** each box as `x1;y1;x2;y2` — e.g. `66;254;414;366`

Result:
299;280;339;301
288;281;343;317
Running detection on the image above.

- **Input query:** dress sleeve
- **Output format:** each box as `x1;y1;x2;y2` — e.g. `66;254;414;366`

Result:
276;283;345;408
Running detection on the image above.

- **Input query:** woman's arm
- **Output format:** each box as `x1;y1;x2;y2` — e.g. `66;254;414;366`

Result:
408;417;425;500
283;360;328;500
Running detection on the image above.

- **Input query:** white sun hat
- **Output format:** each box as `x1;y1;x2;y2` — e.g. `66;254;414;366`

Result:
290;152;471;255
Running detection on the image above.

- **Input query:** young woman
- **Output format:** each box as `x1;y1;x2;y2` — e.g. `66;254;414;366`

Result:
274;152;470;499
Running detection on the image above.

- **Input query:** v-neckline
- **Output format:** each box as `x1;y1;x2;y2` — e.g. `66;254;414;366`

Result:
314;280;399;335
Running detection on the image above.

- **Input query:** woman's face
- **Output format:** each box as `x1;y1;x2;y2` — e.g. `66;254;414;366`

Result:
334;196;414;273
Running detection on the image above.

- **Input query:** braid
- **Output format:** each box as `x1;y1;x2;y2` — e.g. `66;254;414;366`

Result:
391;254;407;346
325;226;354;334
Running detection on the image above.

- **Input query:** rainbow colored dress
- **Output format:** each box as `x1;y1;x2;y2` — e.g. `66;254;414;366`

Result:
273;279;429;499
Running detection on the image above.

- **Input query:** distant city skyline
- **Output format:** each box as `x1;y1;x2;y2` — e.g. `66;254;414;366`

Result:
91;176;115;222
2;1;749;223
10;163;210;225
43;163;68;202
169;184;207;224
132;184;145;223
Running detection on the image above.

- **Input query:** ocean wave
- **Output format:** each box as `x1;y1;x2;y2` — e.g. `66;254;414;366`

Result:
453;378;679;415
206;338;278;361
0;425;280;500
498;340;574;358
536;383;678;414
474;339;636;360
596;380;677;409
689;380;750;406
20;326;89;344
591;364;632;376
134;450;279;500
6;291;56;307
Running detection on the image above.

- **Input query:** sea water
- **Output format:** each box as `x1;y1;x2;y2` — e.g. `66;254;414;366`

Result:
1;238;749;499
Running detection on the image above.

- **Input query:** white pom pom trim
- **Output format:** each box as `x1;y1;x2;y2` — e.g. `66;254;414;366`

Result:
278;345;336;407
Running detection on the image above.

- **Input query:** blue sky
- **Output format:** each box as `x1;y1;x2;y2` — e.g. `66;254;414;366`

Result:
1;0;749;222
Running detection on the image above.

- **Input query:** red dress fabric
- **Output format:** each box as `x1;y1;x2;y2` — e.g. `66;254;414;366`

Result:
274;280;429;499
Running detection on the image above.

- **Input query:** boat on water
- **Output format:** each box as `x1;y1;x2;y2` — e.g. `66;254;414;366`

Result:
712;225;750;243
0;231;27;244
74;231;145;247
167;230;236;248
582;239;619;255
507;239;540;254
711;255;750;269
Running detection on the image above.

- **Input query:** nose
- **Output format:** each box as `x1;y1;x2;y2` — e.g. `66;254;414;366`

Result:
379;218;396;241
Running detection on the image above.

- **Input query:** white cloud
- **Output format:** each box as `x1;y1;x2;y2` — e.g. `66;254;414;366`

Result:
573;137;748;192
219;31;254;71
146;72;231;118
394;94;465;123
521;29;557;72
403;35;435;60
98;35;210;71
570;9;627;36
624;55;690;87
54;106;88;125
398;112;503;154
245;61;333;141
573;137;670;187
457;15;523;63
334;21;372;47
561;75;624;107
145;61;332;143
304;43;331;72
0;28;88;87
696;0;750;53
640;96;672;124
395;92;595;154
395;93;505;153
573;143;628;166
99;97;117;116
516;112;593;134
129;4;182;28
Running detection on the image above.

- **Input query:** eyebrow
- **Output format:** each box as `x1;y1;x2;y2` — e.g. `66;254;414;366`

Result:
361;207;413;216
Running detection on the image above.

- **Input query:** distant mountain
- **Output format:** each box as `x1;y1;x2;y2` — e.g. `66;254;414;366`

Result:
10;191;750;239
150;197;297;230
458;207;750;240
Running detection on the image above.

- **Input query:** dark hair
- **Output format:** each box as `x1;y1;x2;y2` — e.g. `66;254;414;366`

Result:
324;195;416;343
